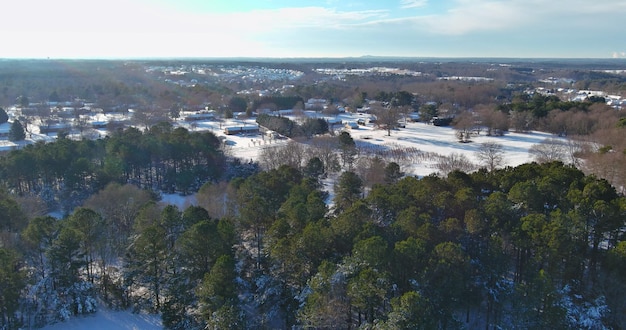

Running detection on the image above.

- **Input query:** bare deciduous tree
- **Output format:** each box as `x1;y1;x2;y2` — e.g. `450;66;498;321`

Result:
452;111;477;143
282;140;307;169
196;181;238;219
83;183;155;254
564;138;584;167
509;111;534;133
529;138;566;163
322;103;340;116
476;104;508;136
14;194;48;219
475;142;505;171
258;140;307;171
372;104;402;136
434;153;476;176
257;145;284;171
355;156;386;188
309;136;340;173
582;150;623;191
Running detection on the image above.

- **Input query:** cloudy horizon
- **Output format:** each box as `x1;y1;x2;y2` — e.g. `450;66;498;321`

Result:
2;0;625;59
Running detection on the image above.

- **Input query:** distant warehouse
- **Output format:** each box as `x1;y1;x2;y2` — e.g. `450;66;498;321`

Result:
224;125;259;135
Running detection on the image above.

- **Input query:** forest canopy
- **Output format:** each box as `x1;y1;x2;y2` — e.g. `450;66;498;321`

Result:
0;159;625;329
0;123;225;213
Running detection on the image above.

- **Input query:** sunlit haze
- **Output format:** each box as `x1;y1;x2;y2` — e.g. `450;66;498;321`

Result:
2;0;626;59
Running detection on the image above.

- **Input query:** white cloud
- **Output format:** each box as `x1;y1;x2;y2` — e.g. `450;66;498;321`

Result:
612;52;626;59
226;7;388;30
0;1;391;58
364;0;626;36
3;0;626;58
423;1;525;35
400;0;428;9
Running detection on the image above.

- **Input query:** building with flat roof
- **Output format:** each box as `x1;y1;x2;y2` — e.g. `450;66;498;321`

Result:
224;125;259;135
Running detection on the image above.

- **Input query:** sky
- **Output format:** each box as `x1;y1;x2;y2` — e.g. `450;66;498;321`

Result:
2;0;626;59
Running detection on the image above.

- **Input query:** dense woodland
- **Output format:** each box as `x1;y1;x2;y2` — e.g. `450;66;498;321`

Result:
1;158;626;329
0;122;225;213
1;59;626;329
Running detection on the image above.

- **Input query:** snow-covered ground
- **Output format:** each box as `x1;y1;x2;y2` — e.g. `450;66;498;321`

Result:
342;120;552;176
2;110;561;176
160;193;198;209
182;111;563;177
40;303;162;330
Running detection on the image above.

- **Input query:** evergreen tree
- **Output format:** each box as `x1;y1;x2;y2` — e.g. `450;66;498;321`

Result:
0;107;8;124
66;208;105;283
161;280;199;330
176;219;224;282
0;248;27;329
392;237;428;291
380;291;436;329
0;189;28;234
304;157;325;181
333;171;363;214
17;95;29;108
8;120;26;141
126;222;168;311
22;216;58;279
384;161;403;184
298;260;350;329
48;225;85;288
205;305;246;330
197;254;238;320
337;131;357;169
347;267;389;325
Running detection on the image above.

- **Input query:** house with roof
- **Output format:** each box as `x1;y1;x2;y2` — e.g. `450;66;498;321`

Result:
224;125;259;135
182;110;215;121
344;121;359;130
305;98;327;110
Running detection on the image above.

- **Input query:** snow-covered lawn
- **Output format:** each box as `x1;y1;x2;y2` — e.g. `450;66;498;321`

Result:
3;111;563;177
185;112;564;177
345;120;554;176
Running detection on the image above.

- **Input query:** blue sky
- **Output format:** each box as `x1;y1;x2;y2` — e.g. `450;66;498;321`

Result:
2;0;626;59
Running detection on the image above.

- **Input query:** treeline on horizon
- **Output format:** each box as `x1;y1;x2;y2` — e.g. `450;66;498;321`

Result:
1;157;626;328
2;58;626;112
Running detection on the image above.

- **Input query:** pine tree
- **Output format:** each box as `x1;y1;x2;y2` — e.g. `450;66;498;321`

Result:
0;248;27;329
332;171;363;214
8;120;26;141
0;107;8;124
126;223;168;311
197;254;238;321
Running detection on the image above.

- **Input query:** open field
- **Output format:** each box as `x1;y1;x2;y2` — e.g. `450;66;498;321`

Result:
180;111;563;177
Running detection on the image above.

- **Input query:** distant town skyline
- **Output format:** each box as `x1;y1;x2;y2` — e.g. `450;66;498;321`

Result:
2;0;626;59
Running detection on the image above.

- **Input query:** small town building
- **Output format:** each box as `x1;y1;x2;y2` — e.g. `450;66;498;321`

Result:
224;125;259;135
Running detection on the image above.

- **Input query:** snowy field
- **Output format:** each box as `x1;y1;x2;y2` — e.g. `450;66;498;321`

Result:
1;111;560;176
181;111;562;177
